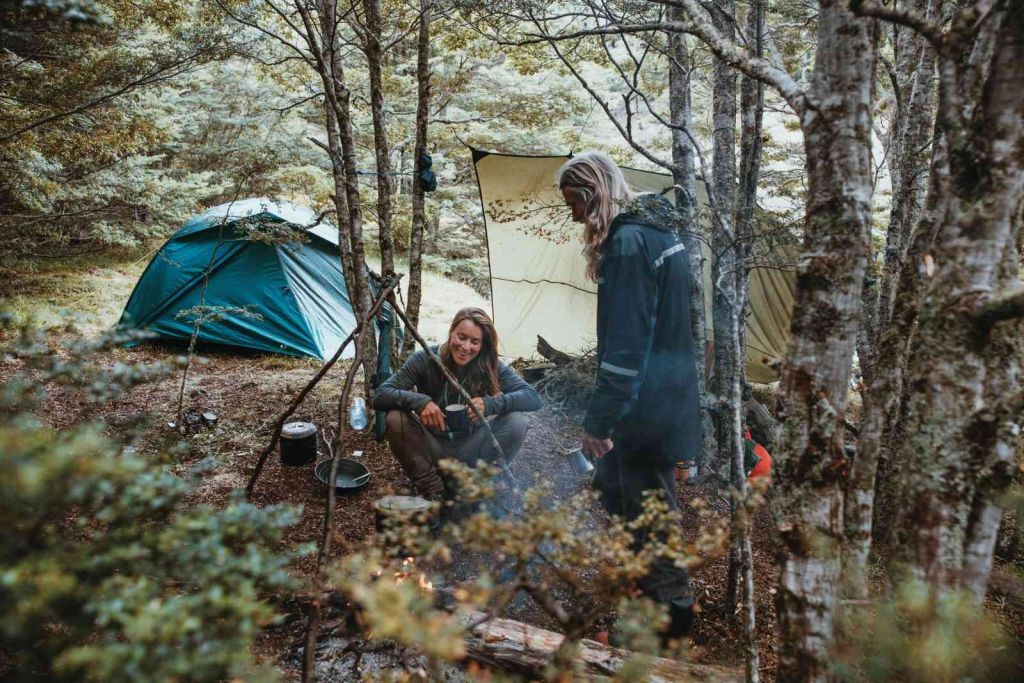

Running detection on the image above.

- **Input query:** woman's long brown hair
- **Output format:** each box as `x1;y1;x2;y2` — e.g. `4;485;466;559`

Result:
440;306;501;397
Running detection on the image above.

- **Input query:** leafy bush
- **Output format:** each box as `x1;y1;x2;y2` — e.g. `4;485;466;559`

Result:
0;320;307;681
322;460;731;678
836;580;1023;683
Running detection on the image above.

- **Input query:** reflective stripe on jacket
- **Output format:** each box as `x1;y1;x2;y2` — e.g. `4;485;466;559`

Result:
583;196;702;464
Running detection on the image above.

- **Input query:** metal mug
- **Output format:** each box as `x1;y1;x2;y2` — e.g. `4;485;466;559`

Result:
564;448;595;478
445;404;470;432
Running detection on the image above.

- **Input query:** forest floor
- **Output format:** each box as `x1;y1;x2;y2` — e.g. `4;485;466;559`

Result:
3;251;1022;681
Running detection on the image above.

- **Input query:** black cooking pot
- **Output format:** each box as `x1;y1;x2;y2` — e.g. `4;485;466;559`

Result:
314;458;371;493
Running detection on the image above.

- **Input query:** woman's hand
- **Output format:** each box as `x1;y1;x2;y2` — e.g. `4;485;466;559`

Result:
419;401;447;430
582;432;614;459
468;397;487;422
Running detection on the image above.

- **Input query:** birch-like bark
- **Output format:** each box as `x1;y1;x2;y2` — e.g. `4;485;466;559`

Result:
733;3;764;680
769;2;877;679
666;3;713;472
321;103;356;281
888;2;1024;597
706;0;744;614
317;0;377;380
361;0;396;278
844;0;940;598
402;0;430;357
709;0;739;491
877;0;939;328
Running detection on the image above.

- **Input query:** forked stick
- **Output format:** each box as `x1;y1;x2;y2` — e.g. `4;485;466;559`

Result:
245;275;402;499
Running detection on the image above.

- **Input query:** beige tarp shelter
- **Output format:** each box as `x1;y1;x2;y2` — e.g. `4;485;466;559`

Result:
473;149;796;383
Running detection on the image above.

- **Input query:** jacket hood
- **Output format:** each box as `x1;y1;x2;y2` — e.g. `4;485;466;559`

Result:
609;193;684;235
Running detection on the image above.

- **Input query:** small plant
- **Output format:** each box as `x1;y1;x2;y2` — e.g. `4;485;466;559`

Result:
0;319;307;682
322;459;732;679
835;579;1023;683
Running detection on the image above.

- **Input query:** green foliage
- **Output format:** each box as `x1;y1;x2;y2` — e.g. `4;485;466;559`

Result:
836;580;1023;683
0;319;307;681
0;2;329;258
175;304;263;326
323;460;728;678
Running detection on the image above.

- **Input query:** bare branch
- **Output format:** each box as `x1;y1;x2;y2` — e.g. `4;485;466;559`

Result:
669;0;807;115
973;285;1024;331
245;275;402;500
530;20;673;170
274;92;324;113
1;47;213;141
214;0;313;66
849;0;943;47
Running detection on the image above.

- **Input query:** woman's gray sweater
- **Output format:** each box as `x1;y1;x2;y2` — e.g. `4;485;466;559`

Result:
372;346;542;417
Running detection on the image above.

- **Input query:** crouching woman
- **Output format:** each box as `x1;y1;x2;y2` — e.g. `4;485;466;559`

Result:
372;306;542;500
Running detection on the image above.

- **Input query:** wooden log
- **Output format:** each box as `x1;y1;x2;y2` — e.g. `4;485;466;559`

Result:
536;335;574;367
460;612;742;682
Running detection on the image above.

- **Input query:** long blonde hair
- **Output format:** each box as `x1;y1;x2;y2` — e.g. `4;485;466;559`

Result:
556;151;636;281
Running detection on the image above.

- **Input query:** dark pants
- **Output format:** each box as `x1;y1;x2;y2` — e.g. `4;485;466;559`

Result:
385;410;528;497
594;446;694;612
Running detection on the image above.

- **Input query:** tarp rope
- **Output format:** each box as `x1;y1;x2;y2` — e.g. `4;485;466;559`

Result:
568;98;597;156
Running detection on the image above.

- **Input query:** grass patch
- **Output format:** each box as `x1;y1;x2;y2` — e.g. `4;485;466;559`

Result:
1;246;489;351
0;249;151;335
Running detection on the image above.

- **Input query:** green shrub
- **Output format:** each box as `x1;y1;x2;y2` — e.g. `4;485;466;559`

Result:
0;320;307;681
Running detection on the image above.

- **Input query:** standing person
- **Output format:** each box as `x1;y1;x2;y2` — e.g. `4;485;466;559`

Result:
373;306;542;501
558;151;701;639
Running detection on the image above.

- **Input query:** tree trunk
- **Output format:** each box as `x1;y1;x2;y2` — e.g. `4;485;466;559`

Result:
361;0;396;278
299;0;359;322
845;0;940;597
311;0;377;387
709;0;739;490
666;3;713;471
770;2;877;680
322;99;357;299
732;4;764;680
707;0;743;614
889;2;1024;599
402;0;430;357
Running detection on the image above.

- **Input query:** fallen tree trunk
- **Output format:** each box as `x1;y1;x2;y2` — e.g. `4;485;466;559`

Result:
460;612;742;682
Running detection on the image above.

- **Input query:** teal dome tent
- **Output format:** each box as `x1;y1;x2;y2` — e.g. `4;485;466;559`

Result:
118;198;366;359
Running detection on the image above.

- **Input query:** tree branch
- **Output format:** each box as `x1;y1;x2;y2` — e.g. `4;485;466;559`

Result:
973;285;1024;331
849;0;944;48
530;19;674;170
245;275;402;500
668;0;807;116
1;48;212;141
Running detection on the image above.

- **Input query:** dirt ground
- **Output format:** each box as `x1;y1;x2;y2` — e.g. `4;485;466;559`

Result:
3;254;1021;680
0;327;780;679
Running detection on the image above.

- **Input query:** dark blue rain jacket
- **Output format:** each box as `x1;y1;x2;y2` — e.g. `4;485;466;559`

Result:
582;195;702;465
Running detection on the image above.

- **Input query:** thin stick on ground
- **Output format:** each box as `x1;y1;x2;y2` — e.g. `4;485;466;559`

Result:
174;186;249;427
302;332;365;683
386;293;519;493
245;275;402;500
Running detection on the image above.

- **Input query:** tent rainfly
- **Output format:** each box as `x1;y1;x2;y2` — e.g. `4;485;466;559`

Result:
118;198;359;359
473;150;797;384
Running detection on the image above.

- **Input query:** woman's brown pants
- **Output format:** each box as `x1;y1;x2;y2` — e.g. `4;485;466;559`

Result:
384;409;528;497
